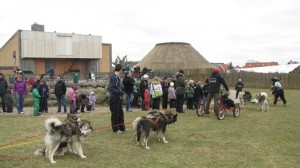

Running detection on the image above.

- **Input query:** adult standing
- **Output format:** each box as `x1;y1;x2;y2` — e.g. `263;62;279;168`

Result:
109;64;127;134
47;67;55;79
0;73;8;112
205;68;229;115
13;75;27;114
161;77;169;109
139;74;149;111
55;76;67;113
123;71;135;112
175;70;186;113
271;77;287;106
235;79;244;99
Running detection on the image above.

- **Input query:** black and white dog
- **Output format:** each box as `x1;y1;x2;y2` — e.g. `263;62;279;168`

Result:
252;92;269;112
133;111;177;149
240;91;252;110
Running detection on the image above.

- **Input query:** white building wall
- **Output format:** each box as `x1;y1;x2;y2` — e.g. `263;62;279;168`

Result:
21;30;102;59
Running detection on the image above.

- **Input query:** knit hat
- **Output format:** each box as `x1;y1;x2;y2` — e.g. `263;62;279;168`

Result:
143;74;149;78
170;82;174;86
214;67;220;73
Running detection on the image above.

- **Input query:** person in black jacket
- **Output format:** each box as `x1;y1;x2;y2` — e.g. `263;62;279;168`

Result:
54;76;67;113
109;64;127;134
0;73;8;112
205;68;229;115
175;70;186;113
194;81;203;109
235;79;244;99
123;71;135;112
37;79;49;113
161;77;169;109
202;78;209;108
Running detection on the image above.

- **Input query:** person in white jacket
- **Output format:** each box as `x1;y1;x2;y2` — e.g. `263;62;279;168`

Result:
150;77;163;110
168;82;176;109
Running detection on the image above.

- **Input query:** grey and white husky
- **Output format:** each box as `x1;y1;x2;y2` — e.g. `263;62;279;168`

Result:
35;114;93;164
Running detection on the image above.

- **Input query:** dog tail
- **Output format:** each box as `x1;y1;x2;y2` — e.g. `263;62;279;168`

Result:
45;117;62;131
132;117;143;130
34;148;45;156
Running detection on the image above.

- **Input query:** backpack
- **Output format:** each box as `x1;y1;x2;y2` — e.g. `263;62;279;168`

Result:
152;83;163;97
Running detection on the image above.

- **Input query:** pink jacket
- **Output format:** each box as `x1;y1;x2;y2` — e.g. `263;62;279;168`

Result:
69;88;77;105
168;87;176;99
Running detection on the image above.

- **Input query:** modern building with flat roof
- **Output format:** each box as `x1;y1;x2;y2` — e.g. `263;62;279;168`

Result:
0;23;112;77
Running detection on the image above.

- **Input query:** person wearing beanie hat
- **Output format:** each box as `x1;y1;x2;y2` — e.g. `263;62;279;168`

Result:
205;68;229;115
214;67;220;73
168;81;176;109
139;73;149;111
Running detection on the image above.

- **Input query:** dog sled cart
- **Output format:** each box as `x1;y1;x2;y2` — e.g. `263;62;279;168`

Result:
196;92;240;120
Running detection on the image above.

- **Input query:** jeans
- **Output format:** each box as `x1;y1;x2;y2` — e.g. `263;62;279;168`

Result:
125;93;132;111
57;95;67;112
15;93;25;113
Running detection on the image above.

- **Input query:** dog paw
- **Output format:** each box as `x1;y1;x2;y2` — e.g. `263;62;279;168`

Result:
50;161;57;164
80;155;87;159
163;141;168;144
145;146;150;149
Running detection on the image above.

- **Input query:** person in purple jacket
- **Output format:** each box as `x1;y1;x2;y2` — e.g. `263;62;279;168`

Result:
13;75;27;114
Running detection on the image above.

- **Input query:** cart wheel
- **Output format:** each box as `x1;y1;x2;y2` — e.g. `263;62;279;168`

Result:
196;104;205;117
216;107;226;120
233;105;240;117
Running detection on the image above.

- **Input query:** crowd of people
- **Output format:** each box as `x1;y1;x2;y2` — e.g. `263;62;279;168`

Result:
0;65;288;135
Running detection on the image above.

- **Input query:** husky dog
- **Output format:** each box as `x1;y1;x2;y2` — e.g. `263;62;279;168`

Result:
252;92;269;112
133;110;177;149
240;91;252;110
35;114;93;164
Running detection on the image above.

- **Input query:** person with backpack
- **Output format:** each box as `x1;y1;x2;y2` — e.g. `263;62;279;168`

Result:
54;76;67;113
150;77;163;110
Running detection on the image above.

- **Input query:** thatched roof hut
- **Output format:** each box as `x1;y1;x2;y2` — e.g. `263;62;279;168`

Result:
138;42;214;73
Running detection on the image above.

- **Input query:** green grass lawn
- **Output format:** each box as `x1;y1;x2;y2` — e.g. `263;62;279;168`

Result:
0;88;299;168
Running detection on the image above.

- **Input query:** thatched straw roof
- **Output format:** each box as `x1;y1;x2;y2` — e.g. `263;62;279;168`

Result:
138;42;214;73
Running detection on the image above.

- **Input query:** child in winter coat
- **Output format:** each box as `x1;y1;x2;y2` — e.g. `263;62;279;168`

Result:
89;91;96;110
32;84;41;116
144;89;150;111
168;82;176;109
37;79;49;113
69;86;77;114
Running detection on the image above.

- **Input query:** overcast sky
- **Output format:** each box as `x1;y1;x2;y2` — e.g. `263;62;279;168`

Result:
1;0;299;66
